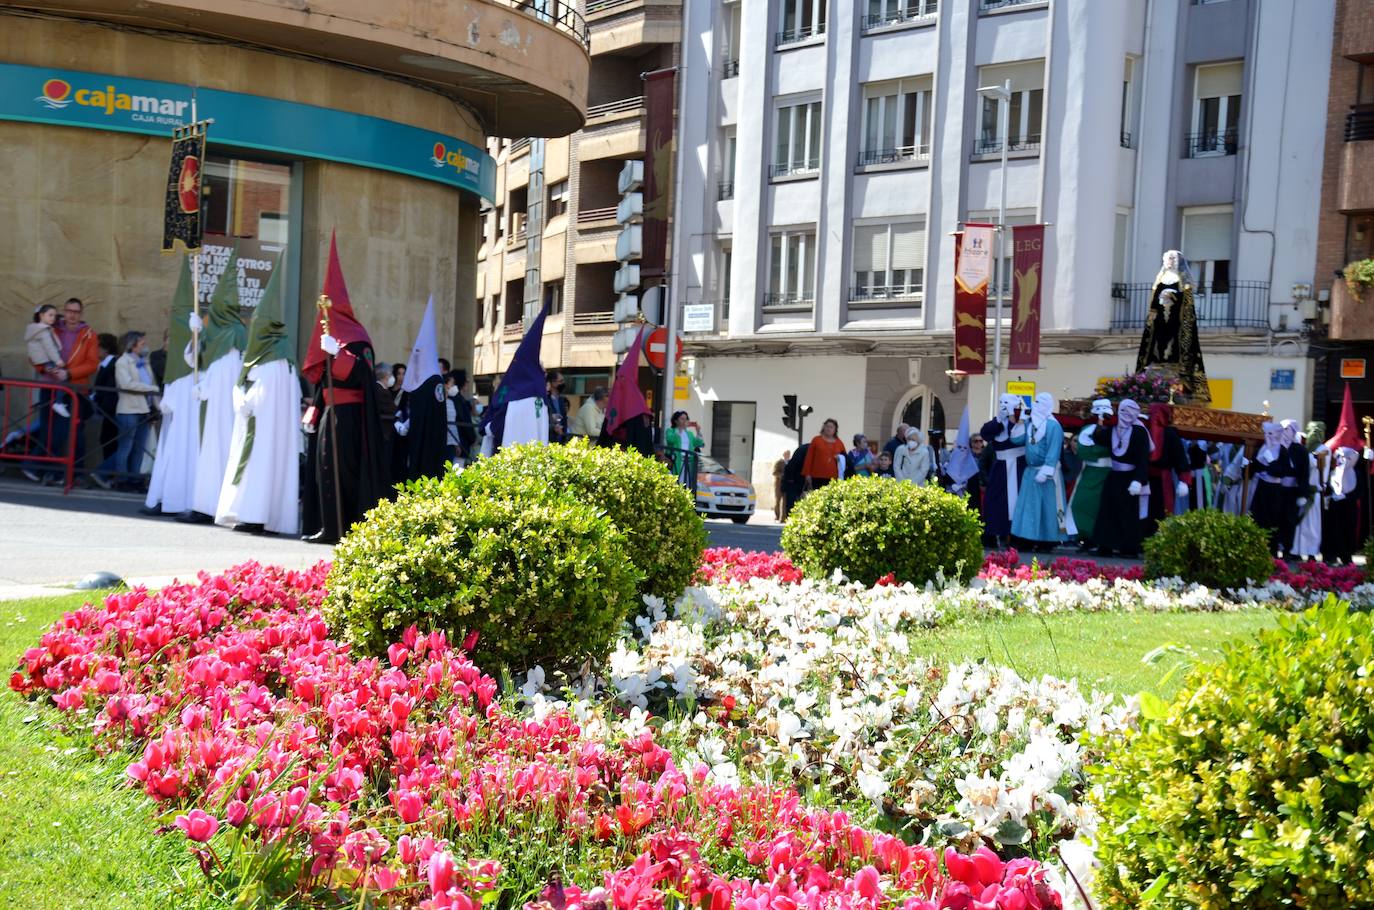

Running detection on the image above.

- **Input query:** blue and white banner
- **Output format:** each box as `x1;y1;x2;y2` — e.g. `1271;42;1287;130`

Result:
0;62;496;203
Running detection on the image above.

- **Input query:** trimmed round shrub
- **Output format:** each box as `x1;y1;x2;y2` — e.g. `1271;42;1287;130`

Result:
449;440;707;606
781;476;984;586
324;485;639;672
1143;509;1274;589
1091;601;1374;909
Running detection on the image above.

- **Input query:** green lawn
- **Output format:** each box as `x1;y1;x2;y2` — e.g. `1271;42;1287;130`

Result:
0;593;223;910
909;609;1279;699
0;591;1279;908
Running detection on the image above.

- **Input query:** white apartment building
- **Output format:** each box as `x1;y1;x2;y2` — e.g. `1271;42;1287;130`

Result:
669;0;1335;508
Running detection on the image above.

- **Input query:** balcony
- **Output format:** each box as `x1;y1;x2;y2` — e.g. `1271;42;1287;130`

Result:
972;136;1041;157
770;160;821;179
20;0;591;137
718;181;735;200
572;311;617;331
979;0;1045;11
1120;130;1134;149
849;287;924;309
762;293;814;313
857;145;930;168
1184;129;1238;158
586;0;681;55
863;2;938;31
776;24;825;47
579;95;646;161
1346;109;1374;142
1339;126;1374;210
576;206;620;227
722;60;741;78
1109;281;1271;331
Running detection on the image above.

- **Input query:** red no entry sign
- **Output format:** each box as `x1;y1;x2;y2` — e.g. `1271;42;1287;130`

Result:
644;327;682;370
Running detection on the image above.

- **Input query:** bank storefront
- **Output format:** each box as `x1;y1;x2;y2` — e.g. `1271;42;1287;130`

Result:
2;12;497;374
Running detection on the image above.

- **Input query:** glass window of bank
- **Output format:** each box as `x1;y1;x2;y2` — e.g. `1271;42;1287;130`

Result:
201;153;301;344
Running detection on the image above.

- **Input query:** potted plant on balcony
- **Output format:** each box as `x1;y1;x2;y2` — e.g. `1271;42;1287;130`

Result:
1344;258;1374;301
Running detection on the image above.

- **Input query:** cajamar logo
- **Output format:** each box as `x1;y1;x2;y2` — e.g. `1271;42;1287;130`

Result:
37;79;72;109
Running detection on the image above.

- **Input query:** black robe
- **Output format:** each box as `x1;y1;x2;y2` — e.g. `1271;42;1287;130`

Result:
301;341;387;543
1136;278;1210;403
406;376;449;481
597;413;655;459
1322;451;1367;564
1249;445;1298;554
1093;425;1150;555
1146;425;1192;531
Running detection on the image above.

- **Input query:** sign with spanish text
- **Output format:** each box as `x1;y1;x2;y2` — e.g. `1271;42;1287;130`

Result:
952;225;993;375
0;62;496;202
196;237;280;312
1008;224;1044;370
1269;369;1295;391
682;303;715;333
1006;380;1036;409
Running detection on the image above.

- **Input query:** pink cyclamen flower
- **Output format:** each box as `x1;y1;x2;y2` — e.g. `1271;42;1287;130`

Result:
175;809;220;842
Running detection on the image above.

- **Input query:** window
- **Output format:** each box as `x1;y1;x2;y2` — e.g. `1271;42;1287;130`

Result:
1189;62;1242;157
509;187;528;240
1182;206;1234;295
778;0;826;45
199;153;294;319
976;61;1044;155
766;228;817;308
865;0;937;29
546;180;568;218
1359;62;1374;107
773;100;823;177
1120;58;1135;148
860;78;932;166
495;205;505;242
1112;211;1130;285
720;130;737;199
723;3;742;75
543;279;564;316
1345;214;1374;265
852;221;926;303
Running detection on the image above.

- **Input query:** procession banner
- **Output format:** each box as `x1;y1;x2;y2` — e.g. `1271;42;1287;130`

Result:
162;125;205;252
1008;224;1044;370
953;223;994;375
641;68;676;281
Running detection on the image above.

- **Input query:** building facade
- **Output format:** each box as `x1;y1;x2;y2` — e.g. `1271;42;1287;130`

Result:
671;0;1335;510
472;0;680;411
1;1;589;380
1312;0;1374;431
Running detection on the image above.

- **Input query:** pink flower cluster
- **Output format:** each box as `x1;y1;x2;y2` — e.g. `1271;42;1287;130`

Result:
979;550;1144;584
698;547;804;585
1269;559;1366;593
10;562;1062;909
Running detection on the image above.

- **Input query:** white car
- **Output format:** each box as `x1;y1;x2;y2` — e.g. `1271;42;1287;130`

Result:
693;455;757;524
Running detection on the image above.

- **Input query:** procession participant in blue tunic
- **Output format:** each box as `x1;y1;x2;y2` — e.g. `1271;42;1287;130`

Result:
1011;393;1076;552
979;393;1026;547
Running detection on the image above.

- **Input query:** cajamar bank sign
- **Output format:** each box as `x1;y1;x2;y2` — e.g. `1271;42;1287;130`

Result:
35;75;189;125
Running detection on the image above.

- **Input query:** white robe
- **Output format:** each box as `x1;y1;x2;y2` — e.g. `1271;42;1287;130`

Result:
1290;452;1322;559
499;396;550;449
191;350;243;517
215;359;300;535
145;373;200;514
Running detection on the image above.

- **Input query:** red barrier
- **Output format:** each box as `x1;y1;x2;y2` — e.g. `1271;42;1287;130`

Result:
0;378;79;493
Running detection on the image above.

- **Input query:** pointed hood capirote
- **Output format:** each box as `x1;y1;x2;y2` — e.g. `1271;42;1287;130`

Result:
163;256;198;387
201;247;248;365
303;231;373;385
1326;382;1363;453
240;259;293;382
402;295;442;393
605;325;651;437
479;302;549;448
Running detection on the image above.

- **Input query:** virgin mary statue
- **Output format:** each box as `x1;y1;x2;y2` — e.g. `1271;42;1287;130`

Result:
1136;250;1210;403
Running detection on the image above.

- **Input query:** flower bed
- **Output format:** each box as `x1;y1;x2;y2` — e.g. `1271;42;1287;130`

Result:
10;563;1067;909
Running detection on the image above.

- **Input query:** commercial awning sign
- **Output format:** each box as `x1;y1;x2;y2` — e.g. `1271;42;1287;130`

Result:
1;62;496;203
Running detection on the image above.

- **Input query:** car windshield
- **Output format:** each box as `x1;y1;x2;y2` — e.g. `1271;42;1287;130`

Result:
697;455;731;475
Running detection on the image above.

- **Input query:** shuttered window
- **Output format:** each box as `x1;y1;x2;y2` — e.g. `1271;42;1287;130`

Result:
852;221;927;302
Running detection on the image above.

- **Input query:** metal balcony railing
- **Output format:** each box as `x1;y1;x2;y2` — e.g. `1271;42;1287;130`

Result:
979;0;1042;10
862;2;938;30
857;145;930;167
496;0;589;48
718;181;735;200
973;135;1041;156
850;286;924;305
770;160;821;178
576;206;619;225
586;0;638;13
503;319;525;337
723;60;740;78
572;311;617;328
586;95;645;119
762;292;814;311
1109;281;1271;330
1120;130;1134;149
775;23;825;46
1184;129;1238;157
509;137;531;157
1345;109;1374;142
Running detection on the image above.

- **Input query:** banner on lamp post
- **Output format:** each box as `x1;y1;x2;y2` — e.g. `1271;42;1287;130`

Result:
952;224;993;375
641;68;676;282
1008;224;1044;370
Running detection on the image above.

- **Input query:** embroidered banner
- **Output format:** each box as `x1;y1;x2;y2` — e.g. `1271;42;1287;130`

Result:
162;125;205;253
1009;224;1045;370
953;223;993;375
641;68;677;282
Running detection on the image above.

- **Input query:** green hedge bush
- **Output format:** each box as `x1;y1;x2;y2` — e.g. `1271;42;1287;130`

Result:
323;486;638;672
448;440;707;608
1365;536;1374;580
1091;601;1374;909
1143;509;1274;589
781;476;984;586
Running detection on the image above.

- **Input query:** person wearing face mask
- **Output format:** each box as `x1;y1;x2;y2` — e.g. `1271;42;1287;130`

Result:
1277;418;1312;558
979;394;1027;548
893;427;933;485
1092;398;1150;557
447;370;478;468
397;296;448;482
1010;393;1075;552
1068;399;1114;548
1249;421;1297;556
1287;421;1326;560
546;370;570;444
372;363;399;490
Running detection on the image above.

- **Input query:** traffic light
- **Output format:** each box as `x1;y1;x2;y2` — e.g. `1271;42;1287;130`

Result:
782;394;798;431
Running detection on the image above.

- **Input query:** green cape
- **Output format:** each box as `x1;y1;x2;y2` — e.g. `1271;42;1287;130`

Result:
202;248;248;365
239;260;293;384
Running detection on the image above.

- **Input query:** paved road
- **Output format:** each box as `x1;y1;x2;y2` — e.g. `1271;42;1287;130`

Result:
1;476;1148;598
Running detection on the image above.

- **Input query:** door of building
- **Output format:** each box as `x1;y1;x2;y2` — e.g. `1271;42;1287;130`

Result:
711;400;757;476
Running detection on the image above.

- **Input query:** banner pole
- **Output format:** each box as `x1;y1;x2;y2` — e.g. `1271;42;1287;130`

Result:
190;90;202;389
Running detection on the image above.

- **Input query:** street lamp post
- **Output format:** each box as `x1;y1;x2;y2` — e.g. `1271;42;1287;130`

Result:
976;79;1011;417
